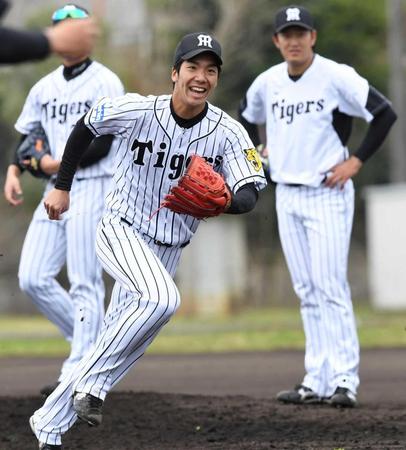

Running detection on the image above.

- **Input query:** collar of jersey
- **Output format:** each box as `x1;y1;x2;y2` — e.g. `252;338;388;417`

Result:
170;99;208;129
286;53;317;83
63;58;93;81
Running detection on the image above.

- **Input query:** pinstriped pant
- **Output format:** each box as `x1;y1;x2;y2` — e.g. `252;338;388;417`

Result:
19;177;110;381
31;213;182;446
276;181;359;398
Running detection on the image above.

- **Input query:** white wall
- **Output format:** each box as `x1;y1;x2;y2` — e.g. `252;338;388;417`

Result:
176;216;248;316
365;183;406;309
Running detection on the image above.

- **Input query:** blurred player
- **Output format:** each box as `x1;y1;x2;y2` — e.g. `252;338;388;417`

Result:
3;4;124;396
239;4;396;407
29;31;266;449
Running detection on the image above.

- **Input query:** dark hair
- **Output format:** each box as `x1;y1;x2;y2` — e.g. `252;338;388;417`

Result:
173;55;222;75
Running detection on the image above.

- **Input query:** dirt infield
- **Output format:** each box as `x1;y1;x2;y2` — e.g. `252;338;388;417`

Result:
1;349;405;449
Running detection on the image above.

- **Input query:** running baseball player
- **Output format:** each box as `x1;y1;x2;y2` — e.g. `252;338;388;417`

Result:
29;31;266;449
239;5;396;408
3;4;124;397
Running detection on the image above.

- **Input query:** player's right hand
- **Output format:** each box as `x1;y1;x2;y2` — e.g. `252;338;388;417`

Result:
4;165;23;206
44;188;70;220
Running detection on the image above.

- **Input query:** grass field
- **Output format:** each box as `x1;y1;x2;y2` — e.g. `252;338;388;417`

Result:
0;306;405;357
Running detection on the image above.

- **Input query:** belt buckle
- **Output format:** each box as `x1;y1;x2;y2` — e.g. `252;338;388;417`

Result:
154;239;172;248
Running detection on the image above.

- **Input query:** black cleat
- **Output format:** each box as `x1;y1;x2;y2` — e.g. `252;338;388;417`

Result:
73;392;103;426
40;381;60;397
39;444;62;450
276;384;322;404
327;386;357;408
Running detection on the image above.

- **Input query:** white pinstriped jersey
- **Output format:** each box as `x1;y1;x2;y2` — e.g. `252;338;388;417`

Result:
242;54;373;186
84;94;267;246
15;60;124;179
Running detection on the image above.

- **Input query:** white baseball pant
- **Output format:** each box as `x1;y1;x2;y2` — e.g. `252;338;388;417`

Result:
30;213;182;446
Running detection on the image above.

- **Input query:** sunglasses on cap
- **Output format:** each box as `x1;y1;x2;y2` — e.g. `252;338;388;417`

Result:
52;5;89;23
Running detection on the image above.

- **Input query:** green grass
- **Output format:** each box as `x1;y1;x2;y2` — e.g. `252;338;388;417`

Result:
0;307;405;357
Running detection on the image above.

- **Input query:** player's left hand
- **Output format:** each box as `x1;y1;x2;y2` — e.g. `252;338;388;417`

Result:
44;188;70;220
324;156;363;189
162;155;232;219
16;124;51;179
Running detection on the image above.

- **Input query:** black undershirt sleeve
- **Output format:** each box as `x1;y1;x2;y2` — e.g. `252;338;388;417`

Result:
237;96;261;146
55;115;95;191
226;183;258;214
79;135;114;168
0;27;50;63
354;86;397;162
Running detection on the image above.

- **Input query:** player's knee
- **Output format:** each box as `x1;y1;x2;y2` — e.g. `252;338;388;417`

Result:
18;273;39;294
18;273;50;296
155;285;181;320
293;280;314;302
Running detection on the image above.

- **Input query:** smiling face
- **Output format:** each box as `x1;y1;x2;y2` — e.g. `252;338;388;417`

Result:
273;26;317;75
171;53;220;119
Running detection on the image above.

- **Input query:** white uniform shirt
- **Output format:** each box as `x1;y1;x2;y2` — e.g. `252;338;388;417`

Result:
15;61;124;179
85;94;267;245
242;54;373;186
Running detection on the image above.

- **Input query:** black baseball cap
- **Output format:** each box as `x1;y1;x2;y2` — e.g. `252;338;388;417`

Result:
273;5;314;34
173;32;222;67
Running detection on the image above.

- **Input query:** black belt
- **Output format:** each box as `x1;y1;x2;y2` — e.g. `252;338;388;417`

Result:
153;239;190;249
282;176;327;188
120;218;190;248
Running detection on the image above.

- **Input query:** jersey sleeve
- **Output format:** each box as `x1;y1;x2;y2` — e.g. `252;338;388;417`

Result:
335;64;373;122
84;94;136;138
240;72;268;125
14;83;42;134
220;119;267;193
96;72;125;99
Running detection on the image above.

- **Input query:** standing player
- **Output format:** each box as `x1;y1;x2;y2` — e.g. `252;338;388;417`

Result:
29;32;266;449
239;5;396;407
3;4;124;396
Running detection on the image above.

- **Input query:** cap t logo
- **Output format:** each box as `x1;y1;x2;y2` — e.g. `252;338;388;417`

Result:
286;7;300;21
197;34;213;48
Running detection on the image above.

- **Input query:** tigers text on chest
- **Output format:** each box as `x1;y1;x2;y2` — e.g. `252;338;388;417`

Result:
41;98;92;124
130;139;223;180
272;98;325;124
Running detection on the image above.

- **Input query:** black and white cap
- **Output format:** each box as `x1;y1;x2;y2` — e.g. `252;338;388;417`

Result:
173;32;222;67
273;5;314;34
